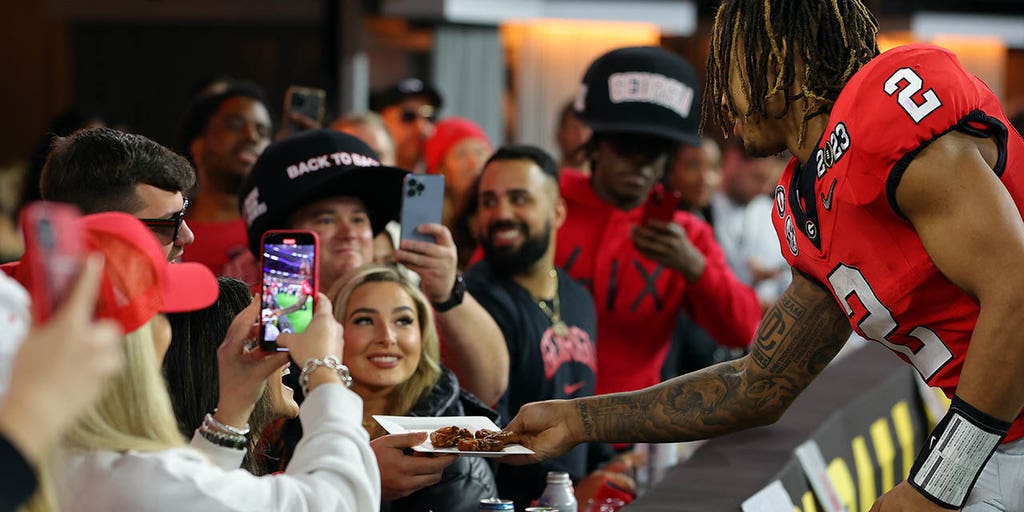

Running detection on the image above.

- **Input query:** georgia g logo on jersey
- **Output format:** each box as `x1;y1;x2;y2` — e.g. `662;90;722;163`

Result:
775;186;786;219
785;215;798;256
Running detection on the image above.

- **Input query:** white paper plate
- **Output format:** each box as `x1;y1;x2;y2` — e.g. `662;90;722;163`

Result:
372;415;535;458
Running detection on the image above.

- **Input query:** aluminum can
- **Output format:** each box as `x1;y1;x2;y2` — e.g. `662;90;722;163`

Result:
479;497;515;511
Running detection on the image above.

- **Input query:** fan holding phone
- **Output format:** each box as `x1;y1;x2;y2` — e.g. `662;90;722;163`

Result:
259;231;319;352
281;86;327;137
639;184;682;226
239;129;509;404
399;174;445;244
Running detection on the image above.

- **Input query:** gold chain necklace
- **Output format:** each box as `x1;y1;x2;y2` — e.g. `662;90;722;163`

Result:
536;269;569;337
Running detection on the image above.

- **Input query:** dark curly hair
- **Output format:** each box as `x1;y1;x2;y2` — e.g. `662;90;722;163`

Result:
702;0;879;144
41;127;196;213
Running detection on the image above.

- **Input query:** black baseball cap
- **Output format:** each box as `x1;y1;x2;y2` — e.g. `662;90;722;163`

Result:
239;129;408;255
369;78;444;112
575;46;701;146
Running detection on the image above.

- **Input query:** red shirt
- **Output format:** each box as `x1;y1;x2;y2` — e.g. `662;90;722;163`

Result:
772;44;1024;441
556;170;761;395
182;218;257;286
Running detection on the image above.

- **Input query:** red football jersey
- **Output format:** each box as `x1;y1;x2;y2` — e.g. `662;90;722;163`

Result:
771;44;1024;441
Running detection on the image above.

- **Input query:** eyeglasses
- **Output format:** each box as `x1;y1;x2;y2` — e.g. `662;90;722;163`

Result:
399;105;437;124
139;198;189;245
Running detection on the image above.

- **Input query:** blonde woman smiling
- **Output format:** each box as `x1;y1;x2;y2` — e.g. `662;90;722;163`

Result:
332;264;497;512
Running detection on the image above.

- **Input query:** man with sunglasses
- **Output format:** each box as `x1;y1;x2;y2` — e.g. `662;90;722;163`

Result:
40;127;196;262
555;47;762;399
371;79;443;173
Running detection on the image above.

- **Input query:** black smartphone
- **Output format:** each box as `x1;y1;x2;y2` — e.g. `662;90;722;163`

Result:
20;202;85;324
399;174;445;244
283;86;326;135
259;230;319;352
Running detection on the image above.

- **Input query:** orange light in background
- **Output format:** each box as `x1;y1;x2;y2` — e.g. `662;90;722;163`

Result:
505;18;659;42
930;35;1007;101
500;19;661;149
501;18;660;61
877;31;919;53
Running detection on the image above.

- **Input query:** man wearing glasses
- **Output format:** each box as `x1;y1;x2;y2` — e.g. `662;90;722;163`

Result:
40;127;196;262
177;83;273;282
370;78;443;173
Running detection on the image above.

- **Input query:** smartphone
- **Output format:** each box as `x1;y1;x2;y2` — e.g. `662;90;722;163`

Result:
283;85;327;134
20;202;85;324
259;230;319;352
640;186;682;225
399;174;445;243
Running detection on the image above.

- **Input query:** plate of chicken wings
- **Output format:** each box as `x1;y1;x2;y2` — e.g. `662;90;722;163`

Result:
372;415;535;458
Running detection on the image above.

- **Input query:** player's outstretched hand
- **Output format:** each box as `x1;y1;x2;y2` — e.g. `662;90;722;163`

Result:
500;399;585;465
869;481;949;512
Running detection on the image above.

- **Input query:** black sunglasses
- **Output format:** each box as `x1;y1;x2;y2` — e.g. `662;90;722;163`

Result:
607;134;677;162
399;105;437;124
139;198;189;245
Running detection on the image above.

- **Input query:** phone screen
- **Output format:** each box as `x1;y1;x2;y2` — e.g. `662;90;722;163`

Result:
399;174;445;243
260;231;318;351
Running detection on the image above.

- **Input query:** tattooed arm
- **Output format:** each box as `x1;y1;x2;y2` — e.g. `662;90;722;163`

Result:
503;271;852;463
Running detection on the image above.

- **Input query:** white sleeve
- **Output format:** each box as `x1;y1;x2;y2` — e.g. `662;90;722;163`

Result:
65;384;380;512
189;429;245;471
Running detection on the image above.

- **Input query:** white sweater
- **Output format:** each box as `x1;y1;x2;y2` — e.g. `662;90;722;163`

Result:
57;384;380;511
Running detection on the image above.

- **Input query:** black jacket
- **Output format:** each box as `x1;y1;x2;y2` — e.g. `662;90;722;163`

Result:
382;368;499;512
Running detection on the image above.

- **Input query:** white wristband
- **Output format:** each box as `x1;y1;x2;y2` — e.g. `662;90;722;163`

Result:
909;396;1010;509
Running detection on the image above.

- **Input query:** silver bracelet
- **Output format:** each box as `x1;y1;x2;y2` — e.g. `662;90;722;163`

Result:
299;354;352;396
203;412;251;437
198;423;248;450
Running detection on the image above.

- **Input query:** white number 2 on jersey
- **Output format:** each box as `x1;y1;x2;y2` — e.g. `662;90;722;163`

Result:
884;68;942;123
828;264;953;380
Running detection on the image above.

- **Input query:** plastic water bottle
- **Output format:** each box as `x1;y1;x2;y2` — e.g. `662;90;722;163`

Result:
537;471;578;512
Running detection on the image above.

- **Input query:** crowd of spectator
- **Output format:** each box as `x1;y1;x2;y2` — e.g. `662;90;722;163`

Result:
9;7;1019;507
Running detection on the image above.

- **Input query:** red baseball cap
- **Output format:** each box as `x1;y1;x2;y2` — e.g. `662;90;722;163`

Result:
423;117;491;173
13;211;218;333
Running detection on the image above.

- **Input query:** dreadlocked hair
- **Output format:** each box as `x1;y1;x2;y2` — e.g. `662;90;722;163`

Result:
701;0;879;145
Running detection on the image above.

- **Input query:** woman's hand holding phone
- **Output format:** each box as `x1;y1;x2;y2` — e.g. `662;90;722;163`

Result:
276;293;346;393
215;297;290;430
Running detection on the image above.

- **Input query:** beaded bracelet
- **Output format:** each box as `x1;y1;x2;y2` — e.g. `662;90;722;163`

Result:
204;412;251;437
198;424;248;450
299;354;352;396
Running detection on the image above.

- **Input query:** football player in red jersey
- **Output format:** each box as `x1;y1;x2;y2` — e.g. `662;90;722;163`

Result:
501;1;1024;510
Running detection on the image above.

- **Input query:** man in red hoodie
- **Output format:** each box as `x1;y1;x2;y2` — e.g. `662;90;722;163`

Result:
555;46;761;397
